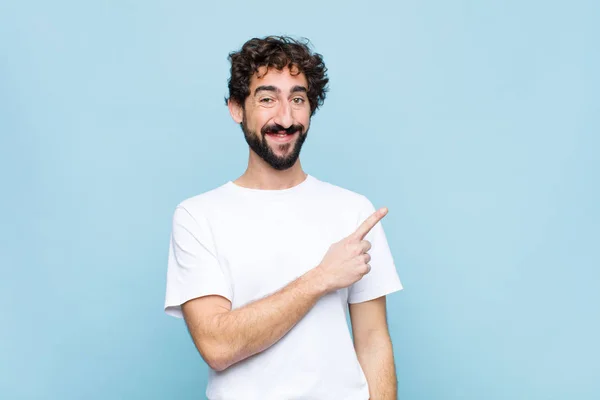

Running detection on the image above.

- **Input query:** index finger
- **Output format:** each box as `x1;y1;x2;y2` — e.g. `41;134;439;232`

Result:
351;207;388;241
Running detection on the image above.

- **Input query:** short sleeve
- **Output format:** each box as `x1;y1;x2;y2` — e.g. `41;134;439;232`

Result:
347;196;403;304
164;205;233;318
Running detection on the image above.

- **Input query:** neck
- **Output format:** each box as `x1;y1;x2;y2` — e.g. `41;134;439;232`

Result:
233;152;307;190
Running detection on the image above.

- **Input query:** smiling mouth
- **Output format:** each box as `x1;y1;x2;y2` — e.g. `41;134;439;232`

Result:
265;131;298;142
266;131;294;137
265;128;300;136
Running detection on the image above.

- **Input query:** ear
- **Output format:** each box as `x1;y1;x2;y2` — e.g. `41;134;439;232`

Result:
228;99;244;124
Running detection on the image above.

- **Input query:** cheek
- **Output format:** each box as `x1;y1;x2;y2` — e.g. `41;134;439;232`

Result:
247;110;273;131
257;108;279;123
298;111;311;129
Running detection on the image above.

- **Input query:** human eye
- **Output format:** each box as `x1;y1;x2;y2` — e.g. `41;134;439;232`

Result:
259;97;277;107
260;97;273;103
292;97;306;105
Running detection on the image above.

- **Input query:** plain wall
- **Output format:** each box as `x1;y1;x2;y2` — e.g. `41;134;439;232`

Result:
1;1;598;399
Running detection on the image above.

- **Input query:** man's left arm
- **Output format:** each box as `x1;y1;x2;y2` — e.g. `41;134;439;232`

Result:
349;296;397;400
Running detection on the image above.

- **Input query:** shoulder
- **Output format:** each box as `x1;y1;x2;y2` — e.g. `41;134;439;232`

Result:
174;182;232;220
311;175;373;208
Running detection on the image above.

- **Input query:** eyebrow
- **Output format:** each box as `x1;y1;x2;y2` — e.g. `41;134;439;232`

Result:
291;85;308;94
254;85;308;96
254;85;278;95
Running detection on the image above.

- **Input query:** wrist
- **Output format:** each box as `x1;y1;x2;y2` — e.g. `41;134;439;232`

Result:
301;266;330;298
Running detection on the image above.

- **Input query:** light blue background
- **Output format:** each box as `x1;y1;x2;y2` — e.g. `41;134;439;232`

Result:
1;1;598;399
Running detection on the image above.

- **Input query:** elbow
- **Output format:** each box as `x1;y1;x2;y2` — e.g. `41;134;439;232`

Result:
199;343;234;372
206;359;226;372
205;354;229;372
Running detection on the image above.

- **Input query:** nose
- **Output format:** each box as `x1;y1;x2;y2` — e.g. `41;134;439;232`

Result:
273;101;293;129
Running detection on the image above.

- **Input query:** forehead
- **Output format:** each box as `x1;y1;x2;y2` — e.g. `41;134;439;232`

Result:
249;66;308;92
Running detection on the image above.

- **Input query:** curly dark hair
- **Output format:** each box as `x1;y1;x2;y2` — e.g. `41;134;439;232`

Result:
225;36;329;116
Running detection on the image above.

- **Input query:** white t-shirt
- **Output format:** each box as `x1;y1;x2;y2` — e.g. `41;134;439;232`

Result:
164;174;403;400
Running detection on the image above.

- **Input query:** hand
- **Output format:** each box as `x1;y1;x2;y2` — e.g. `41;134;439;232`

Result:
314;207;388;293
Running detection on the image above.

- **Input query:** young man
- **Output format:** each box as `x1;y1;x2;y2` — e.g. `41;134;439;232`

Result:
164;36;403;400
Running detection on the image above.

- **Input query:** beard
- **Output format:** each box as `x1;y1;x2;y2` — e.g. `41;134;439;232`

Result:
240;115;308;171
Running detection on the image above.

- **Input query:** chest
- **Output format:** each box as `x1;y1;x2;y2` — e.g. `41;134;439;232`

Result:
211;200;353;308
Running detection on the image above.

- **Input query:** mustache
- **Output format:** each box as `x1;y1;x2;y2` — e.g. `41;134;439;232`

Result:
261;123;304;135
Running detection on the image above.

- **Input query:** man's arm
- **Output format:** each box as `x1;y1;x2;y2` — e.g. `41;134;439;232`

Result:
181;207;389;372
349;296;397;400
182;268;326;372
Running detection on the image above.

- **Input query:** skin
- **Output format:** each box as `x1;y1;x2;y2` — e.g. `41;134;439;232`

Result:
181;65;397;399
228;64;310;190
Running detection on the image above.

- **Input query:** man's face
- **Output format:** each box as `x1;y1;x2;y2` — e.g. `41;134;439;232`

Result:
231;66;311;171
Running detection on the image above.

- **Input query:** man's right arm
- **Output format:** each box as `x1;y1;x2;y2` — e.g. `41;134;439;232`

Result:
182;268;326;372
181;207;387;372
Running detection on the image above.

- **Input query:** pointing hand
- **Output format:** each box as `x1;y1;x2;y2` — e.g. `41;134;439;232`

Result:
314;207;388;293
